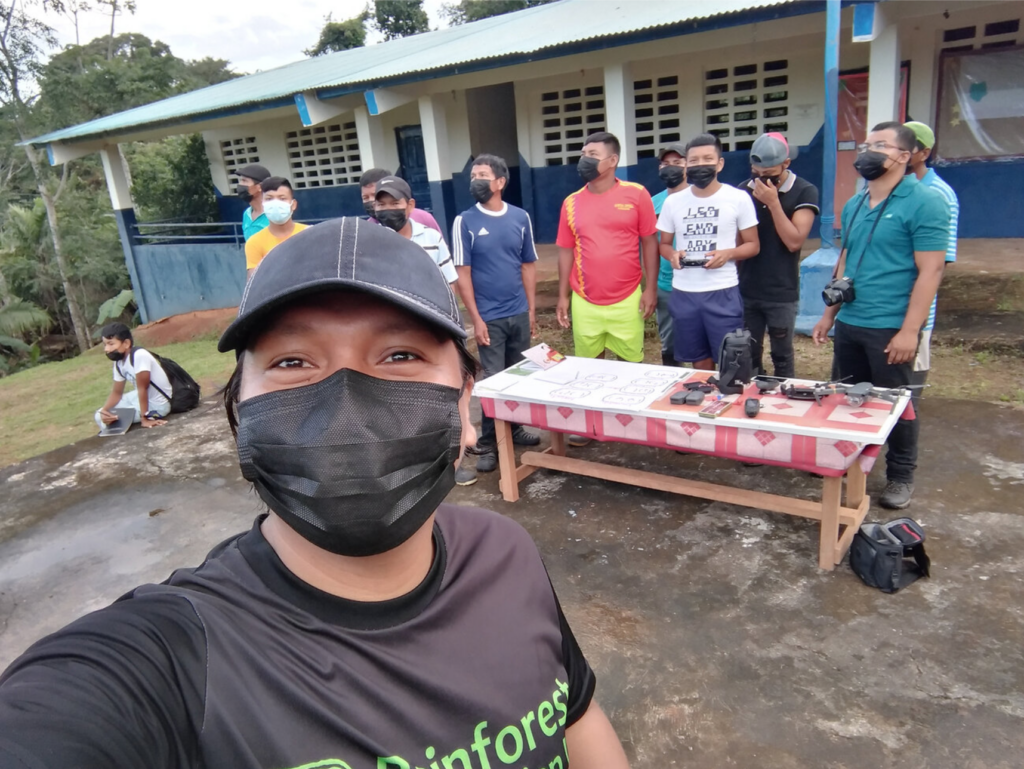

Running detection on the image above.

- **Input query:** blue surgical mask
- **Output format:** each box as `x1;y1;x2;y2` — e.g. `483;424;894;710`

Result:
264;199;293;225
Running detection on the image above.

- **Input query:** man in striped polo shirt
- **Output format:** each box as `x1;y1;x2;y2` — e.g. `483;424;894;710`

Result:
905;121;959;387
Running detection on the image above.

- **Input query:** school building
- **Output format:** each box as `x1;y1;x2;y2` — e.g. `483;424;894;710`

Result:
26;0;1024;323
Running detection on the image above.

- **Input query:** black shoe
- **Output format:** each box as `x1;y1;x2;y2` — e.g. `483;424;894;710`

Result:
568;434;591;448
661;351;678;367
476;452;498;473
742;462;764;468
466;442;495;456
879;481;914;510
512;428;541;446
454;466;478;486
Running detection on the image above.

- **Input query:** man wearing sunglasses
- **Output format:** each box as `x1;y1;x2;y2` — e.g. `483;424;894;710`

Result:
812;122;950;510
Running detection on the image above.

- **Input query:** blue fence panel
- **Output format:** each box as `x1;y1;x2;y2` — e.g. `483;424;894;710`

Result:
133;243;246;319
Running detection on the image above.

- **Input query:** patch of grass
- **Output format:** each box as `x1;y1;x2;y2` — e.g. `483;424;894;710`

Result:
0;336;233;468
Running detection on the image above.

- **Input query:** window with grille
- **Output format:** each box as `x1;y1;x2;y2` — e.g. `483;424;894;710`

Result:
633;75;683;159
220;137;260;187
701;58;790;152
941;17;1020;53
285;122;362;189
538;86;606;166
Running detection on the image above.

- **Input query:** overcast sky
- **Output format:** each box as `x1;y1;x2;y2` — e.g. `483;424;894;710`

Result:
40;0;450;75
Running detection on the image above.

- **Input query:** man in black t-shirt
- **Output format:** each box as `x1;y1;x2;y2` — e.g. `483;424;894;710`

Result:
738;133;819;377
0;219;629;769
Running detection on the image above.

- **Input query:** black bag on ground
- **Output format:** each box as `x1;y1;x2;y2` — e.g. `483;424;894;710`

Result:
850;518;930;593
121;348;201;414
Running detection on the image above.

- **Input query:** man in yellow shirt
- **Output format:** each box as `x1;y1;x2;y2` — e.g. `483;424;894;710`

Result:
245;177;308;279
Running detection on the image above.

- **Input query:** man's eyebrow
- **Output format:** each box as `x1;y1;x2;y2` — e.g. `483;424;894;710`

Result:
266;319;319;337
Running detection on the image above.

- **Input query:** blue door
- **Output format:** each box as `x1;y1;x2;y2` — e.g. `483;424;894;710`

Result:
395;125;432;211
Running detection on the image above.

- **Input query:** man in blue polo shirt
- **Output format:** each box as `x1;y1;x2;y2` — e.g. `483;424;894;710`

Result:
812;122;949;510
236;164;271;242
452;153;540;484
904;121;959;388
651;143;687;366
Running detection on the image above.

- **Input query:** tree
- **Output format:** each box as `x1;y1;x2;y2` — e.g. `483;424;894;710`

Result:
373;0;429;41
93;0;136;60
306;10;367;56
441;0;555;25
0;0;94;353
127;133;218;224
182;56;240;86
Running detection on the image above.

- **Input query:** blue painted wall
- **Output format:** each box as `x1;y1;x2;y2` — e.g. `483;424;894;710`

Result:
933;158;1024;238
216;183;366;224
132;243;246;320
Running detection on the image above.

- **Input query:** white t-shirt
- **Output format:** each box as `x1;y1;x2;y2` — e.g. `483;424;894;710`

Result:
409;220;458;283
657;183;758;292
113;348;172;410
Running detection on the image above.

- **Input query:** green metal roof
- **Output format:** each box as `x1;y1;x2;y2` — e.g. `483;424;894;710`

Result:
29;0;807;147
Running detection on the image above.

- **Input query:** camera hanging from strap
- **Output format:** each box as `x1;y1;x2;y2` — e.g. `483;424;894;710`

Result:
850;517;930;593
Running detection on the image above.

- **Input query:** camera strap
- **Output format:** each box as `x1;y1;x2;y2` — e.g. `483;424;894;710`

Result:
837;188;895;280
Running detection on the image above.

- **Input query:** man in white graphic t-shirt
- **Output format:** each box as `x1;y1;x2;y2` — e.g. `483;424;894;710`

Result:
96;322;173;429
657;133;759;370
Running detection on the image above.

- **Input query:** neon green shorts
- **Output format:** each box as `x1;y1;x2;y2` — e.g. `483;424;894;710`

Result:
571;287;644;362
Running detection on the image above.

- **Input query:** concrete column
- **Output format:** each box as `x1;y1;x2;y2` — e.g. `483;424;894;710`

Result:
418;94;455;233
866;6;901;131
513;82;535;216
100;144;150;323
353;106;387;171
603;62;637;176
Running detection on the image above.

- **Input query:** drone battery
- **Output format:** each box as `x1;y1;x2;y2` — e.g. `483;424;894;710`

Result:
744;398;760;417
670;391;688;405
671;390;706;406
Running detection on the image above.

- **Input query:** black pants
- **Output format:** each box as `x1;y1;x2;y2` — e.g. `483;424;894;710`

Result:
743;298;798;377
478;311;531;449
833;320;919;483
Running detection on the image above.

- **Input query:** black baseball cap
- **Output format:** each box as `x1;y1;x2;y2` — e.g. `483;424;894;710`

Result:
658;142;687;161
218;217;465;353
375;176;413;202
236;164;271;183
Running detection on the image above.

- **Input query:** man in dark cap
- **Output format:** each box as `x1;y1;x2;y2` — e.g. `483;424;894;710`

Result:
0;218;629;769
235;163;272;242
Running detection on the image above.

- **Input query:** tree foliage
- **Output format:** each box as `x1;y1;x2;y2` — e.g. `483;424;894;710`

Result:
441;0;555;25
126;133;219;224
373;0;429;41
306;11;368;56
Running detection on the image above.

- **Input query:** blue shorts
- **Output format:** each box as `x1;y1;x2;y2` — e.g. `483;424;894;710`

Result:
670;286;745;364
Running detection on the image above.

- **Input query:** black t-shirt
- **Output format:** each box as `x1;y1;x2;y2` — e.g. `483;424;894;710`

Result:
737;172;820;303
0;505;594;769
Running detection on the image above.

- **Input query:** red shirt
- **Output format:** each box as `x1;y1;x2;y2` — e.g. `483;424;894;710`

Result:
556;180;658;305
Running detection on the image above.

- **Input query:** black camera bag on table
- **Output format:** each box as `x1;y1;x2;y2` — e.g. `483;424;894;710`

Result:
709;329;754;395
850;518;930;593
118;348;201;414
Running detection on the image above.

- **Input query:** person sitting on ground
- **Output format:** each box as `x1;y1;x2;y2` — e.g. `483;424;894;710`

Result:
236;163;272;242
0;218;629;769
244;177;308;280
359;168;441;233
95;322;172;430
374;176;458;286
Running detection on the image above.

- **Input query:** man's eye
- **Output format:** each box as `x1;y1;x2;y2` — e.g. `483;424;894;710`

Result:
274;358;309;369
385;351;420;363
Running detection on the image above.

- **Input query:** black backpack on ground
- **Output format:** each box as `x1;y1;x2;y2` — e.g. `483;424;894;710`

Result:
850;518;930;593
119;347;201;414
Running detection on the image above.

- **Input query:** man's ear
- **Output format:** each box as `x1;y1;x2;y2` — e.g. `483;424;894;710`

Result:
717;156;726;173
408;198;417;212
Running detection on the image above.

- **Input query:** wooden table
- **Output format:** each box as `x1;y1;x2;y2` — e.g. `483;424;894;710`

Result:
476;359;911;571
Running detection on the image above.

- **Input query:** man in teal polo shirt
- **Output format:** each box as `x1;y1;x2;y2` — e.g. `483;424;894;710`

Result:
812;122;949;510
651;143;687;366
236;163;271;241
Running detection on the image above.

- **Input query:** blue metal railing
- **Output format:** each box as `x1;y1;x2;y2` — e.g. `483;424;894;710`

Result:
130;218;334;247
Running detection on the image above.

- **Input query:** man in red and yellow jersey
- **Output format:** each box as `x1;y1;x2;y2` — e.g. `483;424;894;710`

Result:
556;131;659;363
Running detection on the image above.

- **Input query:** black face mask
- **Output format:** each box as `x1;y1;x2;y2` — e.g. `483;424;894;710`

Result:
854;151;892;181
105;350;125;362
363;200;377;218
235;368;463;557
469;178;494;204
577;156;602;183
659;166;685;189
753;173;781;187
686;164;717;189
236;183;253;202
376;209;408;232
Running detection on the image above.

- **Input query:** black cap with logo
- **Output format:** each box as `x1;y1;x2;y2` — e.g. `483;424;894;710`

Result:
219;217;465;353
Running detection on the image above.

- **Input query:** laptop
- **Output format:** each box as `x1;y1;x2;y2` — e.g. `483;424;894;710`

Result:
98;408;137;437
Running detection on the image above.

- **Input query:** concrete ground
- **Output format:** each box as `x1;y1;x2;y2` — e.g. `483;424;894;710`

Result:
1;393;1022;767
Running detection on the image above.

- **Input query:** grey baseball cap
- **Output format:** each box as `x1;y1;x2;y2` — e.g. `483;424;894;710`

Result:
218;217;465;353
236;163;271;183
750;132;797;167
375;176;413;201
658;142;687;161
